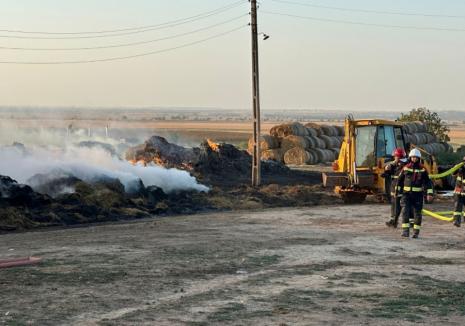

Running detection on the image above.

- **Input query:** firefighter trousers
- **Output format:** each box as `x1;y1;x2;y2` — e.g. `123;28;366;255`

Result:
453;194;465;225
401;192;423;233
391;195;402;224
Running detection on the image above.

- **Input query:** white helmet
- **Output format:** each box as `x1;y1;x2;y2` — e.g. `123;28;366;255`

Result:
409;148;421;158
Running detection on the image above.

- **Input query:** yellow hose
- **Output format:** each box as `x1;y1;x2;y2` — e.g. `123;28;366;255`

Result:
429;162;464;179
400;162;463;223
422;209;454;222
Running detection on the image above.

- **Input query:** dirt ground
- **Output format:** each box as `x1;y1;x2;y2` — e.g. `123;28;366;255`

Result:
2;201;465;326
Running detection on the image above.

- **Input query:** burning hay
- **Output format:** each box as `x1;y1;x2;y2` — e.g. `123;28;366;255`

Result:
125;136;198;169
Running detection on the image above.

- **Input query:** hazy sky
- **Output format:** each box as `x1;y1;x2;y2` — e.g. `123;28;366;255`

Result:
1;0;465;111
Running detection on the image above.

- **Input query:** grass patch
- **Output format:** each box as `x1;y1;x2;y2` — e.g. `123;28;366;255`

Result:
369;276;465;320
207;302;272;322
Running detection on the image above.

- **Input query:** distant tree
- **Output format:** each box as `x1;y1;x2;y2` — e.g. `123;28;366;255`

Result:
398;107;450;142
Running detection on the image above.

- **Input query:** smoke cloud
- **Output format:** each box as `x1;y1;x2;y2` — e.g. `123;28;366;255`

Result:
0;144;209;194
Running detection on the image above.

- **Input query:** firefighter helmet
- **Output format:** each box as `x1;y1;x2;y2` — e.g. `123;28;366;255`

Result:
409;148;421;158
392;148;406;158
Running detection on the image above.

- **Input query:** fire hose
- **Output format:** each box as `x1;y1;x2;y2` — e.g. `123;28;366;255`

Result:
421;162;465;222
429;162;464;179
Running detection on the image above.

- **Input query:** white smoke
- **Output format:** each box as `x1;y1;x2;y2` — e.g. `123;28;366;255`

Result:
0;145;209;194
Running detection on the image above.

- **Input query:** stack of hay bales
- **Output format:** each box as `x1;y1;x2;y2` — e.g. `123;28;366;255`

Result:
248;122;344;165
403;122;453;155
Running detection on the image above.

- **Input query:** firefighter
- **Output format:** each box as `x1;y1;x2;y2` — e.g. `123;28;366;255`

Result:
384;148;408;228
452;156;465;227
397;148;434;238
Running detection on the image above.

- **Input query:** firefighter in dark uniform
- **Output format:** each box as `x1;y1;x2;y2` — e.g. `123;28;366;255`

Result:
452;157;465;227
384;148;407;228
397;148;434;238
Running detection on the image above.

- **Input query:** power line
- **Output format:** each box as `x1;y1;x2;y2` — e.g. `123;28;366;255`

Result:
0;25;247;64
262;10;465;32
0;14;248;51
269;0;465;19
0;1;246;39
0;0;246;35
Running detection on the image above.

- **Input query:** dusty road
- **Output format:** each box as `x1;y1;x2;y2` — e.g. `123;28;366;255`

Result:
1;204;465;325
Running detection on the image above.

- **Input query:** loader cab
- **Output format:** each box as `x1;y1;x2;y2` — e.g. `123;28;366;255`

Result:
355;124;405;168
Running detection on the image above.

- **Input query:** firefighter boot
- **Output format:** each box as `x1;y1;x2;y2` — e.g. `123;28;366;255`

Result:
401;229;409;238
453;214;461;228
386;219;396;228
412;230;420;239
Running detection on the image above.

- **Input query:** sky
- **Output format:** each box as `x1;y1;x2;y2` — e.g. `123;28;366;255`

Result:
1;0;465;111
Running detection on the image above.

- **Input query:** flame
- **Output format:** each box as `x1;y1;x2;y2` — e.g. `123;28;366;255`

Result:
207;139;220;152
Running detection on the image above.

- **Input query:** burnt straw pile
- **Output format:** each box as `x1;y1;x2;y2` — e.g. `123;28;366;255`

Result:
1;137;336;231
0;172;205;231
125;136;321;187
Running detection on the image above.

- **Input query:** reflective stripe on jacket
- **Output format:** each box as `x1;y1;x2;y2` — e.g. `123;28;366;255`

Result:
397;163;434;195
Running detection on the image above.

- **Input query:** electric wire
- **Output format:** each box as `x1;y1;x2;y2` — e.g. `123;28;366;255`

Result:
0;0;246;35
0;14;248;51
0;25;247;64
269;0;465;19
0;1;246;39
262;10;465;32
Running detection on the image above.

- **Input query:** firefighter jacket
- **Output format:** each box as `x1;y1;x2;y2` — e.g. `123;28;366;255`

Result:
453;165;465;195
384;160;406;196
397;162;434;196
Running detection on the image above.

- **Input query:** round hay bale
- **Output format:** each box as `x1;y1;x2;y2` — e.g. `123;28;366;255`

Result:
440;142;453;153
314;137;327;149
424;133;436;143
335;125;345;136
330;147;341;159
332;137;342;148
313;148;335;163
248;135;279;153
320;125;337;137
269;122;307;137
415;121;427;133
420;144;431;154
304;136;317;148
284;147;311;165
281;135;309;153
415;133;427;144
261;149;284;162
404;123;417;134
304;123;323;136
319;135;338;149
409;134;420;145
306;127;319;137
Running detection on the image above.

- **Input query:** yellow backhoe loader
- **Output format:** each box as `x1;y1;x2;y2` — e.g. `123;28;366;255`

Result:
322;115;441;203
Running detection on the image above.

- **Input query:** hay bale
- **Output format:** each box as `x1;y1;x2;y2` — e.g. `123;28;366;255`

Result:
261;149;284;162
281;135;309;153
304;123;324;136
313;148;335;163
284;147;312;165
415;121;427;133
305;136;317;148
424;133;437;143
404;123;417;134
270;122;307;137
319;135;339;149
335;126;345;136
320;125;338;137
314;137;327;149
247;135;279;153
306;127;319;137
330;148;341;159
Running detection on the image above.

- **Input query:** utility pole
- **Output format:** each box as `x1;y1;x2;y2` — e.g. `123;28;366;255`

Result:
250;0;261;187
